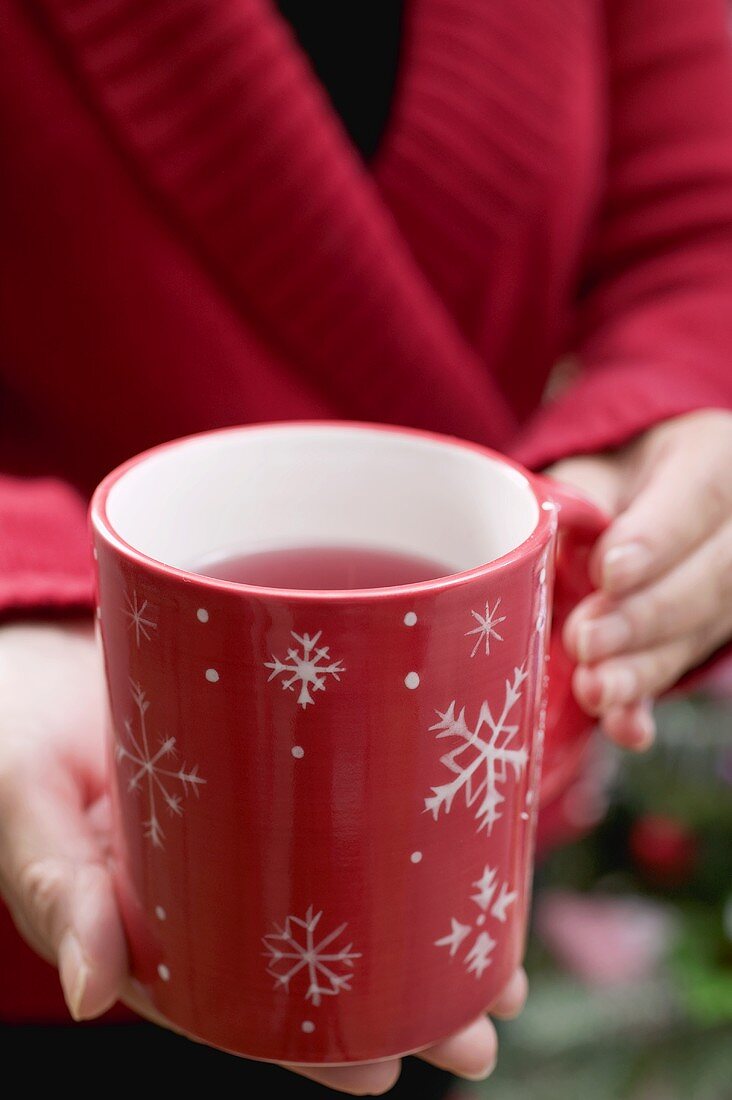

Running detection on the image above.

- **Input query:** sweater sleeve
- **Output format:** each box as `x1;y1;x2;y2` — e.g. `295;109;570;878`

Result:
513;0;732;470
0;474;94;616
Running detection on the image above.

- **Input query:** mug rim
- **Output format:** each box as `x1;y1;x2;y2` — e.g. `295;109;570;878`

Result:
90;420;557;602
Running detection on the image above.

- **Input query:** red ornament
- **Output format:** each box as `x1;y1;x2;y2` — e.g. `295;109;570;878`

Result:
630;814;697;886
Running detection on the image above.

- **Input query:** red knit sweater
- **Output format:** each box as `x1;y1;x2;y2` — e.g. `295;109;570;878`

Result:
2;0;732;1023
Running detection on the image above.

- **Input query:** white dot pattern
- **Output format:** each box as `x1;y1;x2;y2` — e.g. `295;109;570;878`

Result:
158;964;171;982
205;668;219;682
404;671;420;690
291;746;304;759
403;611;418;626
197;608;209;623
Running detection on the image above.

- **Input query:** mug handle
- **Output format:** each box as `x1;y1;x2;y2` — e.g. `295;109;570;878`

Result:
533;476;610;807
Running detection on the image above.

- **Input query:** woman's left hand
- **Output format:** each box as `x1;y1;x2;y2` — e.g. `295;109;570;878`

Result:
545;409;732;750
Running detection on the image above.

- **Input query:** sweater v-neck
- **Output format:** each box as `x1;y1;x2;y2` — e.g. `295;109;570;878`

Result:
273;1;405;161
38;0;519;444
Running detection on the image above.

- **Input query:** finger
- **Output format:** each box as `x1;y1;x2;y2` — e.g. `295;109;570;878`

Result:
593;446;731;597
125;981;403;1095
285;1063;402;1096
417;1014;497;1081
489;966;529;1019
573;637;700;713
571;521;732;663
0;758;126;1020
564;591;613;659
600;701;656;751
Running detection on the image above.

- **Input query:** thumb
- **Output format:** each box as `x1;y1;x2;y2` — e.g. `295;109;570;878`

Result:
0;762;127;1020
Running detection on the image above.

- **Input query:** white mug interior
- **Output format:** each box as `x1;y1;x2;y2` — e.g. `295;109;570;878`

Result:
102;424;539;582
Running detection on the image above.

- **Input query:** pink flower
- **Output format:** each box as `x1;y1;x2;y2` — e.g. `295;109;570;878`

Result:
536;891;676;987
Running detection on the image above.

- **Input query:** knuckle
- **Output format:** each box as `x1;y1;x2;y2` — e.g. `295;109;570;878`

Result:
75;858;110;900
17;857;69;941
637;646;679;695
633;654;655;694
636;589;673;640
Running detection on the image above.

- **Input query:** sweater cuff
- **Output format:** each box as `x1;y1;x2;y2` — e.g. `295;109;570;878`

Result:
0;476;94;617
510;358;729;471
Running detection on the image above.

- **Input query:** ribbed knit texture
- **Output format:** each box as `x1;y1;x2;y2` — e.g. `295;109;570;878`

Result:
39;0;519;441
2;0;732;1020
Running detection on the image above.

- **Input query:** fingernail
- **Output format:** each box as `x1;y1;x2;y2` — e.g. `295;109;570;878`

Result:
603;543;652;592
463;1055;498;1082
599;665;637;707
632;699;656;751
58;931;89;1021
493;966;529;1018
577;614;632;662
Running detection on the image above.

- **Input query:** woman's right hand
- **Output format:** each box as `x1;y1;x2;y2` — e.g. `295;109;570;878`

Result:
0;619;525;1094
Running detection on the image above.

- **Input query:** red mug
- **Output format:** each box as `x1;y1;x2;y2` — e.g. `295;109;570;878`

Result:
90;422;606;1065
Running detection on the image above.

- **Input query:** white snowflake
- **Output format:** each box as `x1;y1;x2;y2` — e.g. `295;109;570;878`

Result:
123;590;157;647
116;680;205;848
265;631;344;709
463;932;498;978
262;906;361;1005
465;598;506;657
425;665;529;833
435;866;517;978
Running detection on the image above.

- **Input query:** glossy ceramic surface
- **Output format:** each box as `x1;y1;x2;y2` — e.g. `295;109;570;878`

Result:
90;422;605;1064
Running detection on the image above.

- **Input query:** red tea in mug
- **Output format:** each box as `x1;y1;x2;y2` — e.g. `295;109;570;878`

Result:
195;545;454;590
